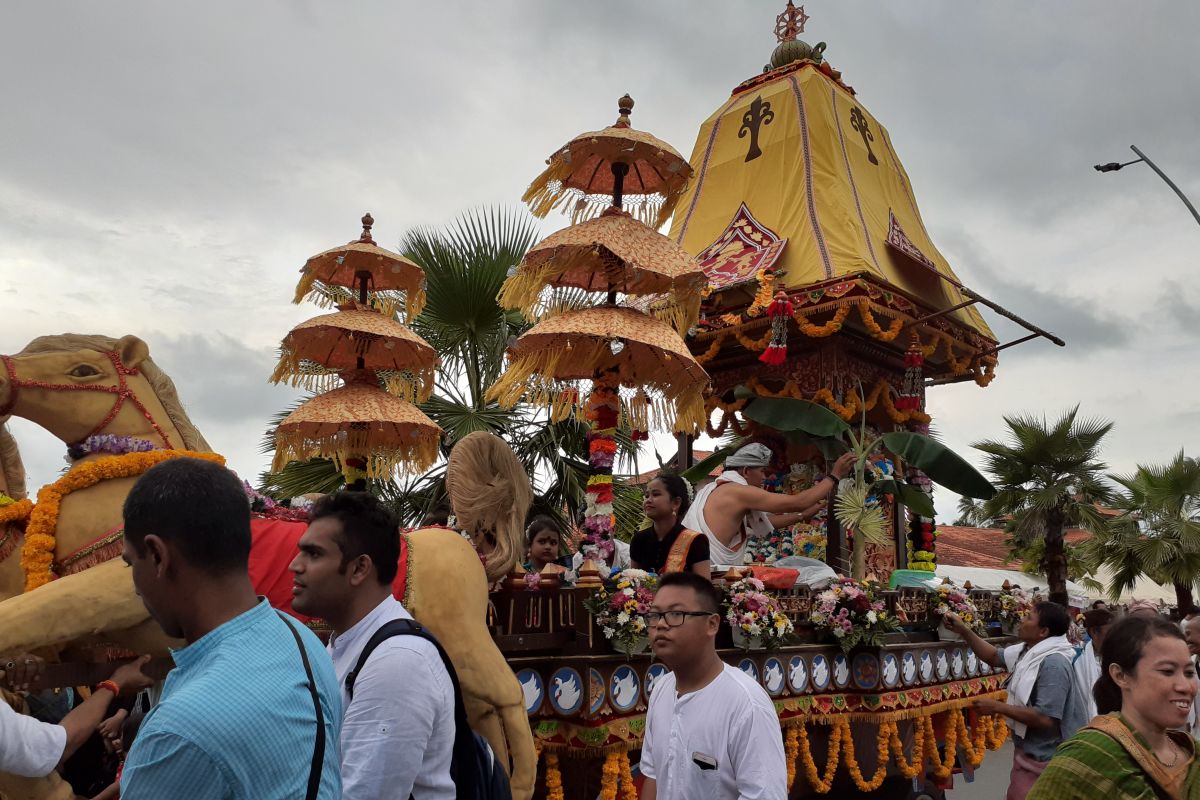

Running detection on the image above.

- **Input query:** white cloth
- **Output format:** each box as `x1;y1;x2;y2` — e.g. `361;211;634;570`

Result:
725;443;772;468
0;701;67;778
329;595;455;800
571;538;631;571
1003;635;1078;738
683;472;774;566
1072;640;1101;721
640;663;786;800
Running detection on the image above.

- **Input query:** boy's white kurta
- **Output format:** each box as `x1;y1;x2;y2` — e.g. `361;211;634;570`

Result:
640;663;786;800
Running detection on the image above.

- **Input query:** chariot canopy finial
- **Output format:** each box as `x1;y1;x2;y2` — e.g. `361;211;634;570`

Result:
775;1;809;43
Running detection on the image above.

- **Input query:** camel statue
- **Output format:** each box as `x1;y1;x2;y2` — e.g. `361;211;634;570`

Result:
0;335;535;799
0;422;29;603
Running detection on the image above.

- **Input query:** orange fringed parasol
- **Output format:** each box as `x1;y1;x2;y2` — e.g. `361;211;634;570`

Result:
270;306;437;402
498;207;707;335
487;305;708;434
522;95;693;230
294;213;427;320
272;373;441;477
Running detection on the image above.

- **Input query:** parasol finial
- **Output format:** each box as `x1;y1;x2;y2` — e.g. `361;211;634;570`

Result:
775;1;809;43
614;94;634;128
359;212;376;245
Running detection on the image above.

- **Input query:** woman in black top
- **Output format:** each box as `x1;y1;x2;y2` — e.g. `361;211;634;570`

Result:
629;475;711;577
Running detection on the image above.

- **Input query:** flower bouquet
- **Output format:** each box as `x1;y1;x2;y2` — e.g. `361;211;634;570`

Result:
582;568;658;657
933;585;985;641
726;577;794;651
997;586;1031;635
809;578;899;653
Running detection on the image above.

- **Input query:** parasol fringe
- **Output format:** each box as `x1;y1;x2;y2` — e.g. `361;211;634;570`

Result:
293;277;426;322
272;427;440;477
270;353;435;403
500;249;704;335
486;343;705;434
522;157;686;230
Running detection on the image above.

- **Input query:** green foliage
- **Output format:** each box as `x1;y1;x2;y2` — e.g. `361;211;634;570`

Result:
973;405;1115;605
880;432;994;500
1078;451;1200;605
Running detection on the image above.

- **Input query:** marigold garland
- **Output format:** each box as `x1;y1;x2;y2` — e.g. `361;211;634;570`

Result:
786;708;1008;793
785;726;800;790
693;333;726;364
794;304;851;337
855;300;905;342
21;450;226;591
544;752;564;800
0;497;32;528
746;269;776;318
618;750;638;800
733;326;774;352
599;751;621;800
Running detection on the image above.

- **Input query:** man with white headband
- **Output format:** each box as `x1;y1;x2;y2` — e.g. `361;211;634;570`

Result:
682;443;855;566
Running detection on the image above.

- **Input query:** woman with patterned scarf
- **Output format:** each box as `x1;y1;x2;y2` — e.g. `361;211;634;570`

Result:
1028;616;1200;799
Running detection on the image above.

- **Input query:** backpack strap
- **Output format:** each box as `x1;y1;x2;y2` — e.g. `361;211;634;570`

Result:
278;612;326;800
663;529;701;574
343;619;477;796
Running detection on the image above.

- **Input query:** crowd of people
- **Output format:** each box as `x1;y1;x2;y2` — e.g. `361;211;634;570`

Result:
1;446;1199;799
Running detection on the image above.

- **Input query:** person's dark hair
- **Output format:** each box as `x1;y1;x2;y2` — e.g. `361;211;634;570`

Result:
1092;599;1107;610
526;515;564;547
657;571;721;614
309;492;400;584
1094;615;1187;714
1083;608;1114;630
420;503;451;527
1033;601;1071;637
650;474;691;520
123;458;251;575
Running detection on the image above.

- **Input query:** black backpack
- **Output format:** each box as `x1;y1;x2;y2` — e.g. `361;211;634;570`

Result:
345;619;513;800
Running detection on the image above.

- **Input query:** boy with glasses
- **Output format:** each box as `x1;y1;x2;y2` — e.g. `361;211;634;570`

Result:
639;572;786;800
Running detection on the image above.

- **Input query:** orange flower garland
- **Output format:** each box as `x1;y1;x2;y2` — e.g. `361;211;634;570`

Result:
599;751;621;800
544;752;564;800
0;497;33;528
785;726;800;790
21;450;226;591
794;304;851;337
796;720;844;793
855;300;905;342
618;751;638;800
693;333;726;364
841;721;890;791
733;327;773;351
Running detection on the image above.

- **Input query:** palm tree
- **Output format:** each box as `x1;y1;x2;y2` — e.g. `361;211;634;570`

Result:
1080;451;1200;613
259;207;642;534
953;496;994;527
972;406;1115;607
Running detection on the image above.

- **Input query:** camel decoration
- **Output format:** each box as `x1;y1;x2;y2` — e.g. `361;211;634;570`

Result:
0;334;535;800
0;422;29;603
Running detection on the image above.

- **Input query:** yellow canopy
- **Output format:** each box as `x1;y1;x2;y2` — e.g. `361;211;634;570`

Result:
669;61;994;341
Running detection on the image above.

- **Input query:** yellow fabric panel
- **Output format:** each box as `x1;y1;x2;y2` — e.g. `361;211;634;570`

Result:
670;65;994;340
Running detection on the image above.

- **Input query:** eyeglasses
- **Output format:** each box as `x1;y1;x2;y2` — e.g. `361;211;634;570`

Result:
645;610;718;627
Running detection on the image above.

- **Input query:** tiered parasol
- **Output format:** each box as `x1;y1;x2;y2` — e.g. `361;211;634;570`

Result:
271;214;442;483
522;94;694;229
490;96;709;561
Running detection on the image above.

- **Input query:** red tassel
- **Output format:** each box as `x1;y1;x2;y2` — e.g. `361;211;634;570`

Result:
758;290;793;366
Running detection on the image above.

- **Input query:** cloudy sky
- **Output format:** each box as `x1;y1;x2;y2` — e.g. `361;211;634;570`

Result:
1;1;1197;522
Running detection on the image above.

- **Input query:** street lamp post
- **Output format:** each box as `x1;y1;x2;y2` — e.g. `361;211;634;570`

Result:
1094;145;1200;228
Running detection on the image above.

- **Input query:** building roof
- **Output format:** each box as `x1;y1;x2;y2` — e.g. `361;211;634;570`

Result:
936;525;1092;570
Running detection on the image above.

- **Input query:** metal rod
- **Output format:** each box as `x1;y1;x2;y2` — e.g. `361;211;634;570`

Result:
899;298;979;332
1130;145;1200;228
958;287;1065;347
975;332;1039;358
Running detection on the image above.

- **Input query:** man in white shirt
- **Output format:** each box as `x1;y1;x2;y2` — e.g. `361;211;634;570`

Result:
290;492;455;800
1072;608;1112;721
682;443;855;566
640;571;786;800
0;653;152;778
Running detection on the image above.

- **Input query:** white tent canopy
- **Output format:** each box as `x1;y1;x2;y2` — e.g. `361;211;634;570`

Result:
933;565;1092;608
1092;566;1181;605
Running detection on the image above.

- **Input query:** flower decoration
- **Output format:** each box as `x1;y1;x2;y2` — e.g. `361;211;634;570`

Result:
997;586;1032;628
809;577;899;652
582;375;620;560
725;576;794;650
934;585;986;635
582;568;659;655
66;434;160;462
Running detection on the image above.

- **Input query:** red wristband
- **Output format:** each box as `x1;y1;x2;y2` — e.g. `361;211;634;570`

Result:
95;679;120;698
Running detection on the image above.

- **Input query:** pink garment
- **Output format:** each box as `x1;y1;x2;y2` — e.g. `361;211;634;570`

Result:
1006;748;1049;800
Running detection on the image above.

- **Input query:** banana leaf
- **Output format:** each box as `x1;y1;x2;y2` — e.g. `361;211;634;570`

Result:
880;432;995;499
872;479;937;518
737;392;851;438
681;447;734;484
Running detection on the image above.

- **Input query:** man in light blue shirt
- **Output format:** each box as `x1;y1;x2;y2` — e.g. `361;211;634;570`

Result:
119;457;342;799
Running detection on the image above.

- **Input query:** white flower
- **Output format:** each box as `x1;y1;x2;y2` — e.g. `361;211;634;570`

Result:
866;611;878;624
617;612;630;625
603;626;615;639
748;623;762;636
832;627;846;638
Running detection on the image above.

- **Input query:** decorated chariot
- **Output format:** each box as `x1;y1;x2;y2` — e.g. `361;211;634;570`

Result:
0;6;1065;800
